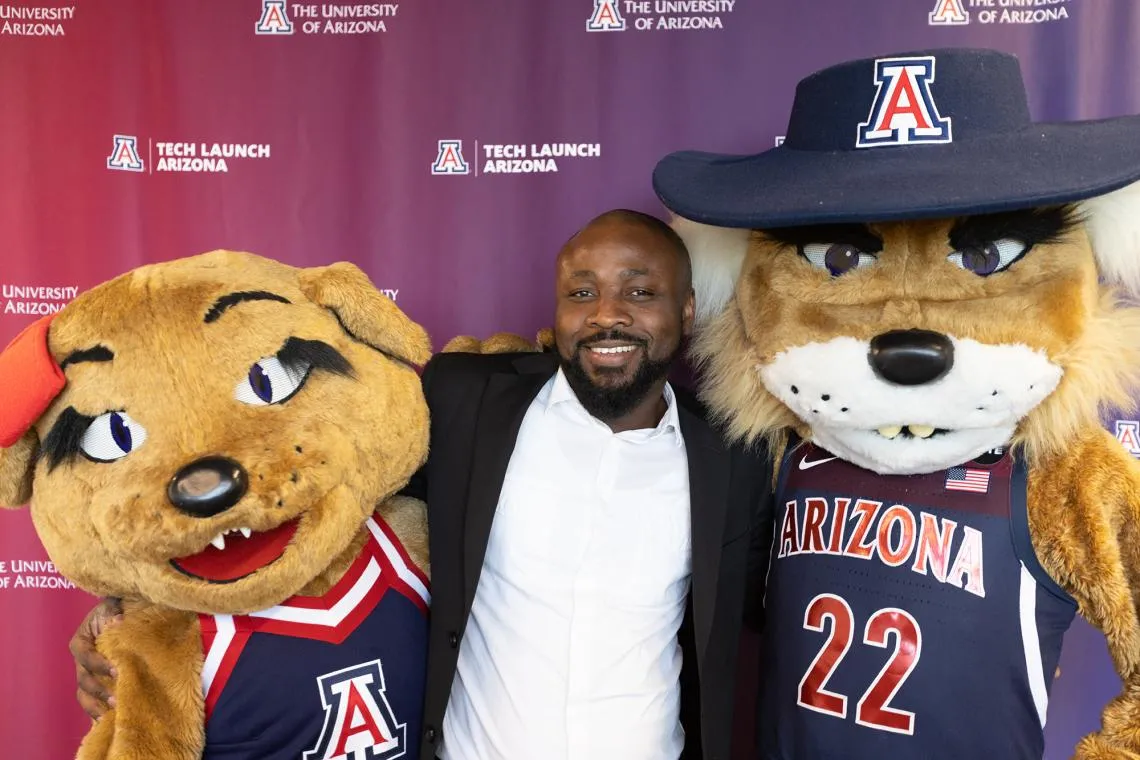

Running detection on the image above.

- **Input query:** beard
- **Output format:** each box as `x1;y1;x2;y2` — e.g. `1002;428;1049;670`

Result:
560;329;680;423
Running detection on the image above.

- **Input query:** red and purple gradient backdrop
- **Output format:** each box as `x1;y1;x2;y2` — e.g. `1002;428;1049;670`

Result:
1;0;1139;756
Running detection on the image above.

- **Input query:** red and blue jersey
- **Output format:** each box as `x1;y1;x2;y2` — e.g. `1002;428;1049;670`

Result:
757;441;1077;759
198;514;429;760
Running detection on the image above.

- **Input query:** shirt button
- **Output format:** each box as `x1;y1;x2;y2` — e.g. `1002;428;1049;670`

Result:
425;726;437;743
449;632;459;648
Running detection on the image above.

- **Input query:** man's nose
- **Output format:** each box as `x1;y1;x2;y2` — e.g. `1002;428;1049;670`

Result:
588;297;632;327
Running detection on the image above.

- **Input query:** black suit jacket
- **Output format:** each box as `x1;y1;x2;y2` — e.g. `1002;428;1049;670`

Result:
401;350;774;760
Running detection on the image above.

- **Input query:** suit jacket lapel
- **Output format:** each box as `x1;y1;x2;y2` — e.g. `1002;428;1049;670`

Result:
679;405;730;667
463;353;557;617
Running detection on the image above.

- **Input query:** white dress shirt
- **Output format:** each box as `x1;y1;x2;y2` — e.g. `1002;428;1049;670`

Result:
438;367;693;760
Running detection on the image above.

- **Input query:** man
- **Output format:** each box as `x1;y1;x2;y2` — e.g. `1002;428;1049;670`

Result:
70;209;775;760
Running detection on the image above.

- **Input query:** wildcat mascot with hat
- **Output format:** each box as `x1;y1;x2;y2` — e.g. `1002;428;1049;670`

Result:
653;48;1140;759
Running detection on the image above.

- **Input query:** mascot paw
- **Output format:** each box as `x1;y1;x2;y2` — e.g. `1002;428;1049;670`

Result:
442;330;553;354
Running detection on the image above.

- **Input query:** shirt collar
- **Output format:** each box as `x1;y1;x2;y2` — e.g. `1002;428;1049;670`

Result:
545;367;684;446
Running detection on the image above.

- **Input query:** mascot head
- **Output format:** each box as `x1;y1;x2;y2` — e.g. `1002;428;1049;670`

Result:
653;47;1140;475
0;251;431;614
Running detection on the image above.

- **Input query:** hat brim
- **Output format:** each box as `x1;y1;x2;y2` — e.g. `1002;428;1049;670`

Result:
652;115;1140;228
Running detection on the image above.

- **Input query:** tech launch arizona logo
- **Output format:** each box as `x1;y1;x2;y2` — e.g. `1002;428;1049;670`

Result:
431;138;602;176
106;134;272;174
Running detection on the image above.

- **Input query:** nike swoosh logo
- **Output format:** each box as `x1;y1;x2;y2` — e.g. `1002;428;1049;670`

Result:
799;456;837;470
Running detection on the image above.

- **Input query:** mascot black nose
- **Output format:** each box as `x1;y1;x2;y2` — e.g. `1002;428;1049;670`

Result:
167;456;248;517
868;330;954;386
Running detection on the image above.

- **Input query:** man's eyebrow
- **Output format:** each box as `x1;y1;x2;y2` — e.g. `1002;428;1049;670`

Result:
204;291;292;324
60;345;114;371
568;268;650;278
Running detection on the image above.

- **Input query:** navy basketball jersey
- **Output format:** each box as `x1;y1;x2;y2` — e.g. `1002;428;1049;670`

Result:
199;514;429;760
757;441;1078;760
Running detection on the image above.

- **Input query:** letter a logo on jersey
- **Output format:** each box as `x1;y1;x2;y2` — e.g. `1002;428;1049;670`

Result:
928;0;969;25
1116;420;1140;457
255;0;293;35
431;140;469;175
856;56;952;149
304;660;406;760
586;0;625;31
106;135;144;172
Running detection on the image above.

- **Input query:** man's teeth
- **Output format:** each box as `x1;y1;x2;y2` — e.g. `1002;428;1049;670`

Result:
208;527;254;551
876;425;937;440
590;345;637;354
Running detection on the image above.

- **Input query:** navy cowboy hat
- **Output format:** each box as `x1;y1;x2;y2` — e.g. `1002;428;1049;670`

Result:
652;47;1140;228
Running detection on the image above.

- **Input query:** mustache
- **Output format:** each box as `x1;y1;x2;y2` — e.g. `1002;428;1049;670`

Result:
575;330;648;351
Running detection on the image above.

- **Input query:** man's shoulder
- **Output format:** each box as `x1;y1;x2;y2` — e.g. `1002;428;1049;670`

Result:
672;383;773;462
423;350;554;388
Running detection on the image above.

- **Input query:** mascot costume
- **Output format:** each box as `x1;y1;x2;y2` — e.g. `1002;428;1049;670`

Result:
0;251;433;759
651;48;1140;759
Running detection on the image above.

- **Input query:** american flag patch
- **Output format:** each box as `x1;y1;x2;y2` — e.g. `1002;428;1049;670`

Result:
945;466;990;493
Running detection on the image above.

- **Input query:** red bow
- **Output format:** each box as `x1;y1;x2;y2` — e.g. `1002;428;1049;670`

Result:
0;314;66;447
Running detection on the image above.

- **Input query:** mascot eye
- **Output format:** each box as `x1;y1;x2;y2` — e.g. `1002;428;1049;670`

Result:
802;243;877;277
79;411;147;462
235;356;311;406
947;238;1027;276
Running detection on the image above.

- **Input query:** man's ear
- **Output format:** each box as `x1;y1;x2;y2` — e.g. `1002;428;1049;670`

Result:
0;431;38;508
298;262;432;367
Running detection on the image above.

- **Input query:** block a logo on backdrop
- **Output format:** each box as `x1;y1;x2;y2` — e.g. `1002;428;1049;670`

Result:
927;0;1070;26
586;0;737;32
255;0;401;36
1116;420;1140;458
0;2;78;37
431;139;602;177
106;134;272;175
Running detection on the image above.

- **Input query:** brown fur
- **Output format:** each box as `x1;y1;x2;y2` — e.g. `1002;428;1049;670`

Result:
684;211;1140;756
0;250;434;758
442;329;552;355
692;220;1140;466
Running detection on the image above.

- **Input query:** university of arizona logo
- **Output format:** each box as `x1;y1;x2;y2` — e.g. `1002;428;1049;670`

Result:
255;0;294;34
431;140;469;175
586;0;625;31
304;660;406;760
928;0;969;25
1116;420;1140;457
856;56;953;148
106;135;144;172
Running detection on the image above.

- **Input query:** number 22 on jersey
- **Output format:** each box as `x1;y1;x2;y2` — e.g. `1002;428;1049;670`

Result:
796;593;922;735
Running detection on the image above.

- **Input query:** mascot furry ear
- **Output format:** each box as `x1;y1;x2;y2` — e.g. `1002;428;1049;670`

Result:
0;249;433;760
298;261;431;368
654;47;1140;760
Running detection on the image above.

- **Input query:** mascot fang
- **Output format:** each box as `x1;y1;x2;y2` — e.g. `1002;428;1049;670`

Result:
653;48;1140;759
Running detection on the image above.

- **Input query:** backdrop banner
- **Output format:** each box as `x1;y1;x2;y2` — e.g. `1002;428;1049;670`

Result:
1;0;1138;755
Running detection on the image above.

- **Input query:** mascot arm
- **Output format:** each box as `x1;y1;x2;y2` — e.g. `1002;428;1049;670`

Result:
380;494;430;580
1029;428;1140;758
77;601;204;760
440;329;552;355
